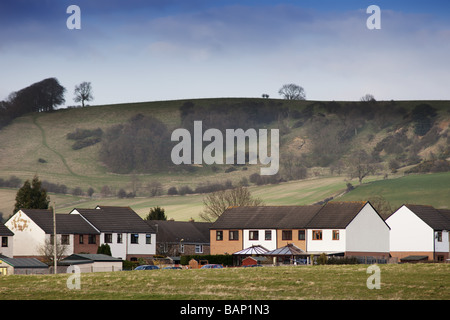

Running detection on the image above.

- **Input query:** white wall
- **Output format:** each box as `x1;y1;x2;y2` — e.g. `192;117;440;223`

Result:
243;229;277;251
306;229;346;253
346;203;390;254
103;232;156;260
386;205;434;252
435;230;449;253
0;235;14;257
6;210;46;256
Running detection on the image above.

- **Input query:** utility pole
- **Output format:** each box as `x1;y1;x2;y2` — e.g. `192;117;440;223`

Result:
53;202;57;274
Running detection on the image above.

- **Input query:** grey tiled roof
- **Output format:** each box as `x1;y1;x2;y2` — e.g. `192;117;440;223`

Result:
74;206;155;233
146;220;211;244
404;204;450;230
0;254;49;268
212;202;370;230
0;223;14;236
20;209;99;234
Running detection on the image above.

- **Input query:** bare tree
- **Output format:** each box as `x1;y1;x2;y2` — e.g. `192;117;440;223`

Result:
360;94;376;102
347;150;380;184
278;83;306;100
368;195;392;219
38;237;69;264
199;186;264;222
74;81;94;107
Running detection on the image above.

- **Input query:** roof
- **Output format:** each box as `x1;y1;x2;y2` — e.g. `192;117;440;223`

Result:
73;206;155;233
20;209;99;234
212;205;322;229
0;254;49;268
305;202;367;229
0;223;14;236
146;220;211;244
233;245;269;255
264;243;305;256
212;202;370;230
403;205;450;231
59;253;122;265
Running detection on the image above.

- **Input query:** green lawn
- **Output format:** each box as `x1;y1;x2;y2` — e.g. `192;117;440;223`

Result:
0;264;448;300
340;172;450;210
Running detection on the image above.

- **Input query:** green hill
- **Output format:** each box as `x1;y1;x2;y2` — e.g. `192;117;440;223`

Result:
0;98;449;220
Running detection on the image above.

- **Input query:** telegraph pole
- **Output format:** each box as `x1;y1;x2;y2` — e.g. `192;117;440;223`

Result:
53;202;57;274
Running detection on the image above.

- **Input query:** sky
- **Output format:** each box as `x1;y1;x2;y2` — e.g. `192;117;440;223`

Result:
1;0;449;107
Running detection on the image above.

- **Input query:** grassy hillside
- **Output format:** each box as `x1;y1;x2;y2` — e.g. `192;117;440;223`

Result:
339;171;450;210
0;98;449;220
1;171;449;222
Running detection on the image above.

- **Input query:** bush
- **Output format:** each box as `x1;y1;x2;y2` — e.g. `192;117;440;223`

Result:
178;185;193;196
326;256;359;265
117;188;127;198
97;243;112;256
167;186;178;195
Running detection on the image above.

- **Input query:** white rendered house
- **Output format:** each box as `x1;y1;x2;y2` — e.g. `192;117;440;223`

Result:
386;204;450;262
70;206;156;260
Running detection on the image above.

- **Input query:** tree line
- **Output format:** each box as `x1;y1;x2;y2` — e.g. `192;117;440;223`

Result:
0;78;93;130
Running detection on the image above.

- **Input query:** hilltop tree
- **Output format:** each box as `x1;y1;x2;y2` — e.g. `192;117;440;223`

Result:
74;81;94;107
14;175;50;213
278;83;306;100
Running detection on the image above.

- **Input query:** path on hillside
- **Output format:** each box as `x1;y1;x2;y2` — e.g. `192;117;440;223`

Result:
32;114;81;177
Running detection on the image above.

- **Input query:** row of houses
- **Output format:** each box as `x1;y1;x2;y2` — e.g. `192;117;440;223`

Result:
0;201;449;274
212;202;450;264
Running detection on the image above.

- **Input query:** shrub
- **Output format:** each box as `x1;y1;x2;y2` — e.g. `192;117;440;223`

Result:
167;186;178;195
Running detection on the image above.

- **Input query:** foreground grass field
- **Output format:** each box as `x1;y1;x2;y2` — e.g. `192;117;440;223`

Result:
0;264;448;300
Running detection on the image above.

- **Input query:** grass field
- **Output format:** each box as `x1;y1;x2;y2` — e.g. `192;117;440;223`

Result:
0;264;448;300
339;171;450;210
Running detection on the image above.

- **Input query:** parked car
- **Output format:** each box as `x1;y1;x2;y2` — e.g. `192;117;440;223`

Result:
134;265;160;270
163;266;182;269
201;264;224;269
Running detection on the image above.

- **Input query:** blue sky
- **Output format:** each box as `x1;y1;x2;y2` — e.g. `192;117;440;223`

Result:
1;1;449;106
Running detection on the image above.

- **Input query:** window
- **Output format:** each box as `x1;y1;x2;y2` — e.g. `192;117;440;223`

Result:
265;230;272;241
249;230;259;241
298;230;305;240
179;243;184;253
195;245;203;253
117;233;122;244
146;234;152;244
229;230;239;241
216;231;223;241
282;230;292;241
332;230;340;240
88;234;96;244
61;235;70;245
437;231;442;242
79;235;84;244
131;234;139;244
312;230;322;240
104;233;112;243
1;237;8;247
